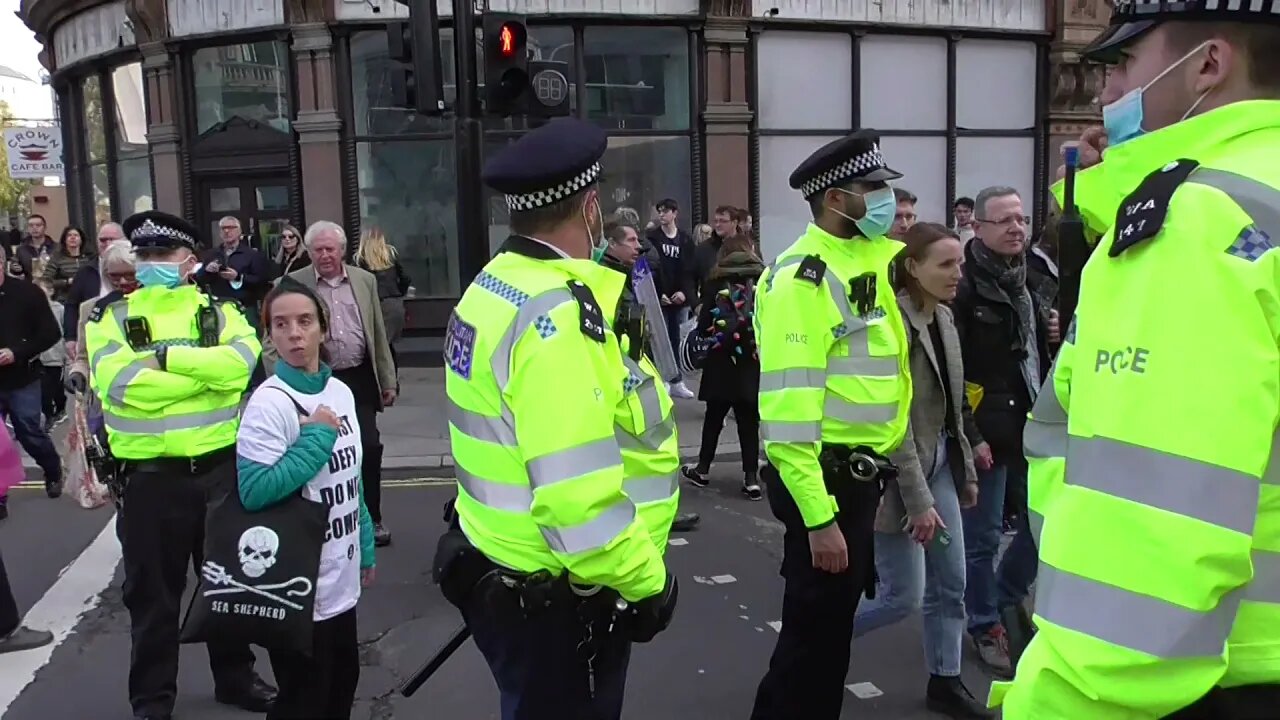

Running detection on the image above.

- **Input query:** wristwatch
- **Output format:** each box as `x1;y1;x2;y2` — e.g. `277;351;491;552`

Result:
155;346;168;371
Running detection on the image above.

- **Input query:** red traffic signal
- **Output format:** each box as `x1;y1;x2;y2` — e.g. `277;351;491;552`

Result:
498;22;523;58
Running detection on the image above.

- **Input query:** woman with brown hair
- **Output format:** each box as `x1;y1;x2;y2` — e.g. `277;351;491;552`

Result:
680;233;765;500
853;222;990;718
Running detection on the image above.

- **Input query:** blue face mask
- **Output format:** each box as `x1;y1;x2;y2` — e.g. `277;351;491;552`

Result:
136;261;184;289
832;186;897;239
1102;40;1213;148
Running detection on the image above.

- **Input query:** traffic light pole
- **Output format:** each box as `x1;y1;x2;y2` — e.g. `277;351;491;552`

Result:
453;0;488;286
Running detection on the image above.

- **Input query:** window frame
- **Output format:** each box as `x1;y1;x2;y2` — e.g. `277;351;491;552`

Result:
748;24;1051;234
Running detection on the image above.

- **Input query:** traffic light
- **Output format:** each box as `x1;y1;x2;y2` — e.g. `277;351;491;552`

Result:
483;14;529;116
527;59;571;118
386;0;444;114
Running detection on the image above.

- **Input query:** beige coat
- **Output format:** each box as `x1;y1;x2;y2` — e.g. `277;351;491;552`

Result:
262;264;397;407
875;294;980;533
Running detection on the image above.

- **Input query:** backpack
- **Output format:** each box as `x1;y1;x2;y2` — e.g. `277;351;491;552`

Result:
706;279;758;363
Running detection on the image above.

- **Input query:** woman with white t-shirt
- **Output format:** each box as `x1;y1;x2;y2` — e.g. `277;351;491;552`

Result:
236;281;376;720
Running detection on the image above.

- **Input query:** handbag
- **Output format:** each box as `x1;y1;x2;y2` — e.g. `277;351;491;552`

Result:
180;387;329;656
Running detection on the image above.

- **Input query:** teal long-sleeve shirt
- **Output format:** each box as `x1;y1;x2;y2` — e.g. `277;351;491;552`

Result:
236;363;375;569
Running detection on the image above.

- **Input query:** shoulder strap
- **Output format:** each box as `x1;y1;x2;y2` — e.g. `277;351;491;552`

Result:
261;385;310;418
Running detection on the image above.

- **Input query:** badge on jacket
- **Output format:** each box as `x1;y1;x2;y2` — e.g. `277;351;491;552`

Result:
794;255;826;286
1110;158;1199;257
567;280;606;343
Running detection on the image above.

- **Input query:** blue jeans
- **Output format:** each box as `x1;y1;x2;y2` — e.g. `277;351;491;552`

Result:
0;379;61;484
962;462;1007;634
662;306;688;382
853;445;968;676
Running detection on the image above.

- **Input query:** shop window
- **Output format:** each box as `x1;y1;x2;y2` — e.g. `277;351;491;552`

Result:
879;136;947;227
956;137;1035;219
82;75;106;162
192;42;290;135
112;63;149;159
115;157;153;217
757;135;842;259
91;163;111;227
356;140;459;298
859;35;947;132
583;27;689;131
757;32;851;131
956;39;1036;131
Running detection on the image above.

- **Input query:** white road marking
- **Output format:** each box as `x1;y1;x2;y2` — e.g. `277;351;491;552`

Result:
667;538;688;546
710;574;736;584
766;620;782;633
0;515;121;712
846;681;883;699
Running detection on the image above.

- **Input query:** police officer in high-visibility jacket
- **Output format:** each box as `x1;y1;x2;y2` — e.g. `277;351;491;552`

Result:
84;211;275;719
436;118;677;720
992;7;1280;719
750;131;913;720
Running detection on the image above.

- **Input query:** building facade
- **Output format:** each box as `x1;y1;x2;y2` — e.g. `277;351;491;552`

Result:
20;0;1109;335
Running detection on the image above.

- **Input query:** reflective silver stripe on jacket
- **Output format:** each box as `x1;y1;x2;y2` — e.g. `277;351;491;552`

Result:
624;473;679;504
761;420;821;443
541;500;637;555
1189;168;1280;240
527;437;622;490
823;395;898;424
759;368;825;392
1023;358;1069;461
456;467;532;511
103;405;240;434
226;336;258;373
1028;508;1044;546
1066;436;1263;535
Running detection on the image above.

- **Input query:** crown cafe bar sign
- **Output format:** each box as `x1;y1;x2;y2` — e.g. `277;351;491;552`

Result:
4;127;65;180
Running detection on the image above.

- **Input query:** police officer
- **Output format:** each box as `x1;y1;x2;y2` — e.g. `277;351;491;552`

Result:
84;211;275;720
994;8;1280;720
749;131;914;720
437;118;678;719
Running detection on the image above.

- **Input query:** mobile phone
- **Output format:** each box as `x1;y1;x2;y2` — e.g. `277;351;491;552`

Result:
933;528;952;549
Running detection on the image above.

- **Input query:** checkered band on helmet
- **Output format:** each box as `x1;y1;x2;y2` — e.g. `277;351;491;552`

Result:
1114;0;1280;16
504;162;603;212
129;218;195;247
800;146;887;198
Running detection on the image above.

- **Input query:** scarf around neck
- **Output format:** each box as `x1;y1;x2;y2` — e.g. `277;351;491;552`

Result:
970;238;1039;398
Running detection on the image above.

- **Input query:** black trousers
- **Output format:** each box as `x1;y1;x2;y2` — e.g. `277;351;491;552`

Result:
463;580;631;720
119;458;257;717
0;549;19;637
40;365;65;419
267;607;359;720
698;399;760;473
334;362;383;523
750;462;880;720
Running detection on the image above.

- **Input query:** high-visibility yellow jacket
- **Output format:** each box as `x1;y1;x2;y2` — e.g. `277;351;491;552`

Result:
445;241;667;603
615;348;680;551
993;99;1280;718
84;285;260;459
754;223;912;529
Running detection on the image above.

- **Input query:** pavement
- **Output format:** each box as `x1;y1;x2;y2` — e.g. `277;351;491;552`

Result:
0;369;1005;720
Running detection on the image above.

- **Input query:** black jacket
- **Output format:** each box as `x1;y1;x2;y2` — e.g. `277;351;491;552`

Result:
195;243;270;306
695;251;764;405
693;234;724;300
0;276;60;390
62;264;103;341
272;249;312;280
644;226;696;307
357;257;413;301
952;241;1052;460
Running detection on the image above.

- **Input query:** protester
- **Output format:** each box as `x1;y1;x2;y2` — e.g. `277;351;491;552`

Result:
42;226;93;304
353;227;412;370
238;281;374;720
34;280;68;430
645;198;697;399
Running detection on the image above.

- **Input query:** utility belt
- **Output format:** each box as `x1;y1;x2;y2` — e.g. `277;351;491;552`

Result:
122;445;235;477
819;444;898;488
1165;683;1280;720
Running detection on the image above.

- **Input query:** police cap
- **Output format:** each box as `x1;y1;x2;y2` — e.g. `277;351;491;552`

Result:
483;118;608;212
1083;0;1280;63
789;130;903;200
122;210;200;252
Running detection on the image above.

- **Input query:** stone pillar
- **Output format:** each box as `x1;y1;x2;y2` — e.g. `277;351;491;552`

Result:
291;23;344;227
1048;0;1111;183
702;12;752;214
141;42;186;216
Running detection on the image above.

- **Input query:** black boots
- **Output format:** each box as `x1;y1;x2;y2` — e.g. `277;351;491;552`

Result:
926;675;995;719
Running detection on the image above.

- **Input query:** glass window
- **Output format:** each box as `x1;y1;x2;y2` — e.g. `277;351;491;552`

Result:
192;42;291;135
860;35;947;131
758;135;841;260
955;137;1035;220
480;26;574;134
115;157;153;216
357;140;459;297
878;135;947;224
955;40;1037;130
349;29;456;136
91;164;111;226
81;75;106;162
112;63;149;158
583;27;689;131
757;32;851;131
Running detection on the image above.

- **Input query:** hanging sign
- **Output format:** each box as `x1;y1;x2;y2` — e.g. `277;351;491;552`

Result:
5;126;64;180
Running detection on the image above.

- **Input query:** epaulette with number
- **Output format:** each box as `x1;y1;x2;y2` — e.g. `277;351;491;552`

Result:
794;255;826;286
1110;158;1199;257
86;290;126;324
567;280;606;343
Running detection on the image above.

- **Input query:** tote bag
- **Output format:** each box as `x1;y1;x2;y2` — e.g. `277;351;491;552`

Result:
181;388;329;656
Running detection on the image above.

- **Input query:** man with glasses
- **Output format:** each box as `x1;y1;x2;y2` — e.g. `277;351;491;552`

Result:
951;185;1059;677
195;216;269;332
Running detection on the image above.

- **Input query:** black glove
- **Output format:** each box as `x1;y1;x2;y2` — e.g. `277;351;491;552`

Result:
628;573;678;643
65;371;87;394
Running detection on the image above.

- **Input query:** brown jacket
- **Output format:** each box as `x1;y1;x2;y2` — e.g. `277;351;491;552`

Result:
875;294;979;533
262;264;397;407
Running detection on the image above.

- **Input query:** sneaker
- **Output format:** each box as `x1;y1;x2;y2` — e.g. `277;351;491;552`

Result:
0;627;54;655
373;522;392;547
926;675;995;718
53;411;68;427
680;465;710;488
668;381;695;399
971;625;1014;678
742;475;762;501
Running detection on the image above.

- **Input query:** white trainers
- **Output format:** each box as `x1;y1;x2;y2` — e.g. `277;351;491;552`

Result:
668;381;695;399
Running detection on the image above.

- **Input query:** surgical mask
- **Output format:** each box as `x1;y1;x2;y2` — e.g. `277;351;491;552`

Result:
1103;40;1214;147
583;197;608;263
830;186;897;239
136;261;184;288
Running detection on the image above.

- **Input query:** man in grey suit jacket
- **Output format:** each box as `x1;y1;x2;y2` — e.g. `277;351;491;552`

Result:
262;220;398;546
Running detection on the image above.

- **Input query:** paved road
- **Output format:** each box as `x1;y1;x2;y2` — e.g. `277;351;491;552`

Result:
0;470;999;720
